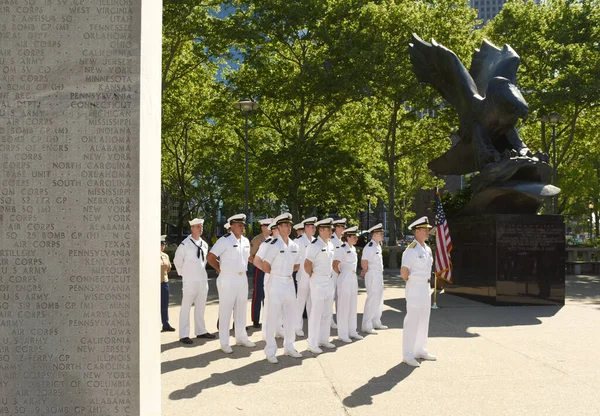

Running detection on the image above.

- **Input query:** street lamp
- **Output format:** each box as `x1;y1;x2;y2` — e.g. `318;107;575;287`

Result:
589;202;595;240
542;112;563;214
233;99;259;234
366;194;371;230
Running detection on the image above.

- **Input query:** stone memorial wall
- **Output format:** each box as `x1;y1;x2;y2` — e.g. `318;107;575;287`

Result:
1;1;160;415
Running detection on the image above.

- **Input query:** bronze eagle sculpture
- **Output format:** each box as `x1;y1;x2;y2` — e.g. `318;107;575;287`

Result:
408;34;559;215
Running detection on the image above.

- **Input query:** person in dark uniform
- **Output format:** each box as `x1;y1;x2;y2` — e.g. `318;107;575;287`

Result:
161;235;176;332
249;218;272;328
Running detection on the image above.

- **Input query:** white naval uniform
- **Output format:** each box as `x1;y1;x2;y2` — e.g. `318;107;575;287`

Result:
306;237;335;349
330;233;343;326
261;237;300;357
294;233;314;332
210;232;251;347
334;242;359;340
256;238;281;339
401;241;433;361
361;240;384;331
173;236;209;338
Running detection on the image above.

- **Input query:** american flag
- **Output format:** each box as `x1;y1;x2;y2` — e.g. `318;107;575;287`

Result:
435;190;453;283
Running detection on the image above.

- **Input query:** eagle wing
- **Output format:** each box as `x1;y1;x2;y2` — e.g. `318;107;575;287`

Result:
469;39;521;96
408;33;479;120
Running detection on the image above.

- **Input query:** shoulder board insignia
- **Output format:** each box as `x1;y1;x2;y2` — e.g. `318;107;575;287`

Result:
311;239;318;244
408;241;417;249
265;237;272;243
233;245;238;247
179;241;185;246
335;246;340;249
270;238;278;244
223;232;231;238
368;241;373;247
341;243;346;247
292;250;297;253
321;248;326;252
347;250;351;253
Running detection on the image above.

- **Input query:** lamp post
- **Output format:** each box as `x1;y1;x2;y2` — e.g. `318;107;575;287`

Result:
233;99;259;234
542;112;563;214
366;194;371;230
589;202;595;241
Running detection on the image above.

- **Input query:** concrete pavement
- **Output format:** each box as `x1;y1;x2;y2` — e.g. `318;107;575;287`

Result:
161;272;600;415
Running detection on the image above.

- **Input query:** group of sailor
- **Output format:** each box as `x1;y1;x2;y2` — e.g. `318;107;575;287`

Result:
173;212;436;366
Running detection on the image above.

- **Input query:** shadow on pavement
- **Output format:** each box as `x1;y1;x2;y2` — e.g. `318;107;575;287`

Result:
342;363;416;408
167;336;356;399
566;274;600;308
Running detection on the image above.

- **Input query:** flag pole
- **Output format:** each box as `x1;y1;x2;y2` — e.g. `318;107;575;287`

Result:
432;275;439;309
432;186;439;309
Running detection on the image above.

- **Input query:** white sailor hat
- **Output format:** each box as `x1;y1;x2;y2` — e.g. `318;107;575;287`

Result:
302;216;317;225
224;222;231;230
227;213;246;224
293;222;305;230
368;223;384;233
189;218;204;226
259;218;273;226
333;218;347;226
160;235;167;243
408;216;432;230
273;213;293;227
343;226;358;235
315;218;334;228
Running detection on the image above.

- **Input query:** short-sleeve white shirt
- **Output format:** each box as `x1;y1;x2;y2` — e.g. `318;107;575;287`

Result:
401;241;433;282
306;237;334;277
173;236;208;281
262;237;300;277
334;242;357;275
361;240;383;272
209;232;250;274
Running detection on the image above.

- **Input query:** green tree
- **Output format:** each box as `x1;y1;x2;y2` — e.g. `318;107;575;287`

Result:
485;0;600;215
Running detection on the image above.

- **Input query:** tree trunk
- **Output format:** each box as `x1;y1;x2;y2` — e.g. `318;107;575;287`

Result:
386;101;400;246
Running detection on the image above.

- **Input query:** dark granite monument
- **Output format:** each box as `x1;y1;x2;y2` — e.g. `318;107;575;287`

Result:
408;35;565;305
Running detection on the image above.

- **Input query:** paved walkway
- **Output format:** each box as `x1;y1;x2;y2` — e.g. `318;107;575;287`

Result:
161;272;600;415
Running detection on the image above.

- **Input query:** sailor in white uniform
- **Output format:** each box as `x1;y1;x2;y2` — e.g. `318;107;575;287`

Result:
401;216;436;367
330;218;346;329
332;226;364;343
207;214;256;354
173;218;215;344
294;217;317;336
361;223;388;334
305;218;336;354
260;213;303;363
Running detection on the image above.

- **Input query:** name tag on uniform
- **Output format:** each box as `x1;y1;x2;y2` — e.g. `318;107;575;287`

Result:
321;249;326;252
233;245;238;247
347;251;351;253
280;250;285;253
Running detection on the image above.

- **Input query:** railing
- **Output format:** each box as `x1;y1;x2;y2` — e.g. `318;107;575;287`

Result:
563;248;599;275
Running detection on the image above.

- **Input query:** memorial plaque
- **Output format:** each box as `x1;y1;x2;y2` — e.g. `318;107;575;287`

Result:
1;2;160;415
446;215;565;305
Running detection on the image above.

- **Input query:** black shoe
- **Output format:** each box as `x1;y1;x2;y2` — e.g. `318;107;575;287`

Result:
196;332;216;339
162;326;176;332
252;322;261;329
179;337;193;344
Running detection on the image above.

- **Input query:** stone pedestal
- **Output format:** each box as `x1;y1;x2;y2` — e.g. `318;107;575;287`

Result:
0;2;161;415
445;215;565;305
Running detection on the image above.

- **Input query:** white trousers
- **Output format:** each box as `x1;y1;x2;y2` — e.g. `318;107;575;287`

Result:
179;279;209;338
264;275;296;357
336;272;358;339
307;275;334;349
331;272;338;325
217;273;250;347
295;270;311;331
402;280;432;360
362;270;384;331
